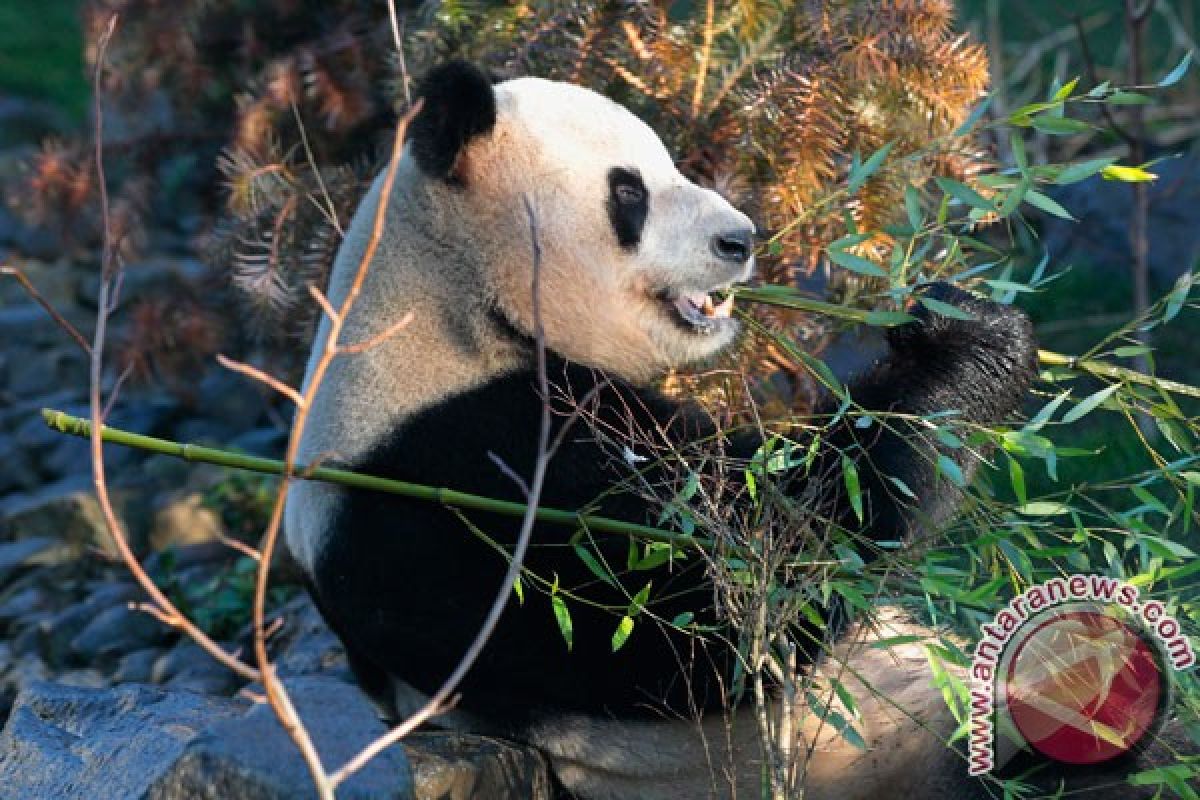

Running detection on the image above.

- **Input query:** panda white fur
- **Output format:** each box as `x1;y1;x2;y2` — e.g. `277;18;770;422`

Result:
282;62;1166;799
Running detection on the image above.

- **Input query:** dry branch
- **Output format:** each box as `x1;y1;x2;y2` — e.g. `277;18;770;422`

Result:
83;13;260;685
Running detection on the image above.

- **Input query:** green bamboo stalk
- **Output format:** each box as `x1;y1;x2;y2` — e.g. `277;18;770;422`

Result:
40;408;710;550
733;287;1200;401
1035;350;1200;401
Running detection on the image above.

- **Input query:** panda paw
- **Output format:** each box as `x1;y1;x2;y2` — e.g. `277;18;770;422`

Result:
886;282;1038;382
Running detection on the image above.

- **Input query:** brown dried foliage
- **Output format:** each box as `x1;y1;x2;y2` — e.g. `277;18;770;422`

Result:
31;1;989;408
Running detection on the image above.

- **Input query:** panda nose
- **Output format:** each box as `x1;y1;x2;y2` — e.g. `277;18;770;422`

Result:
710;229;754;264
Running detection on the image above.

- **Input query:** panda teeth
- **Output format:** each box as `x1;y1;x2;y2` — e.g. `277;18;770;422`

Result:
666;289;735;330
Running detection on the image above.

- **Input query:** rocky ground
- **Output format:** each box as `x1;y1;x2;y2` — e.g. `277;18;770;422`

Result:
0;109;550;797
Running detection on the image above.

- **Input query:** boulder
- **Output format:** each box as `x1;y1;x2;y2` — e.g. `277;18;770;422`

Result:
150;677;413;800
406;733;552;800
150;492;226;551
0;678;416;800
0;475;143;557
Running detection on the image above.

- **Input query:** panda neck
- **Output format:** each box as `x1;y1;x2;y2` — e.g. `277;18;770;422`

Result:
299;166;535;467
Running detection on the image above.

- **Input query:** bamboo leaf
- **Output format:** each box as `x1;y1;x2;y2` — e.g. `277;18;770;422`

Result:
847;142;894;194
864;310;916;326
828;248;889;277
573;544;616;587
937;455;966;487
1017;501;1071;516
842;455;864;523
1031;116;1092;135
1052;77;1080;102
611;615;634;652
935;177;994;211
1008;456;1027;506
953;95;993;136
1102;165;1158;183
1105;91;1152;105
551;595;573;651
904;185;923;231
919;296;976;321
1062;384;1121;423
1157;52;1194;87
1024;190;1075;220
1055;157;1117;185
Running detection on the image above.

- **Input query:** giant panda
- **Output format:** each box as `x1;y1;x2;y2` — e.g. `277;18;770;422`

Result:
282;61;1061;798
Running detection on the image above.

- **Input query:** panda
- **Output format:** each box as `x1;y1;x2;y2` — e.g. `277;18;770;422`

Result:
282;60;1086;799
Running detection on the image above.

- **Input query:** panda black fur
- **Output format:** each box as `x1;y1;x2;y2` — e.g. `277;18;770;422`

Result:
282;62;1158;799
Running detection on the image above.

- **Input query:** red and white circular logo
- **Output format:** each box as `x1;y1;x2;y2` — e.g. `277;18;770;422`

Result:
1004;608;1164;765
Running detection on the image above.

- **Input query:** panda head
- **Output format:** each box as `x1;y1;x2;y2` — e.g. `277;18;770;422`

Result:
407;62;756;382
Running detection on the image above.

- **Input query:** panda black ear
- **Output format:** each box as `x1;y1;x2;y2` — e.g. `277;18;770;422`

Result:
408;61;497;182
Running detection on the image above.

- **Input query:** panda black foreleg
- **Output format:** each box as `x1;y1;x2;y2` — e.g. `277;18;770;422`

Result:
779;282;1037;551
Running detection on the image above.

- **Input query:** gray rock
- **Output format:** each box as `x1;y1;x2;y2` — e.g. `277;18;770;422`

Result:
42;603;98;666
0;388;86;430
268;594;350;681
0;433;39;493
229;426;287;458
150;491;225;551
7;347;88;399
113;647;164;684
0;655;50;698
152;641;239;689
149;676;413;800
194;370;267;427
406;733;552;800
74;581;141;618
0;586;48;627
43;437;137;481
0;475;141;557
70;603;168;661
54;669;109;689
9;613;50;658
0;304;92;349
0;678;555;800
0;537;56;587
164;670;240;696
0;682;246;800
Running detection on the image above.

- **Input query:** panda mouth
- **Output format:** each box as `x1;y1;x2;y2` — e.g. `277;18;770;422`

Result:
658;289;737;334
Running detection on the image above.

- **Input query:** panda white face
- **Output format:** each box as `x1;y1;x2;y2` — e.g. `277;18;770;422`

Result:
491;77;755;379
412;71;756;382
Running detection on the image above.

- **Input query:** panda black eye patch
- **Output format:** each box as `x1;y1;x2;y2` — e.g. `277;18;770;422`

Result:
607;167;648;249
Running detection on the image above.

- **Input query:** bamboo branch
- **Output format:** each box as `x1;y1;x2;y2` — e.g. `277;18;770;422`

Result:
733;287;1200;400
41;408;708;550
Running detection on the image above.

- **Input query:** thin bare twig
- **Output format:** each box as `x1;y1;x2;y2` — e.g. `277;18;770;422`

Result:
290;101;344;237
0;265;93;355
336;311;414;355
85;14;259;683
386;0;412;107
307;283;339;323
215;529;263;562
691;0;716;120
217;353;306;407
330;194;553;788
